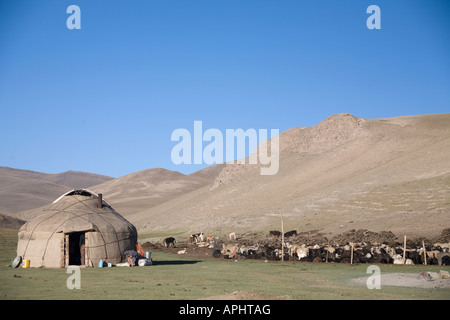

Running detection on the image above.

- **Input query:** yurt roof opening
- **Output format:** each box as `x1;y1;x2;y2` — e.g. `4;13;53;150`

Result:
17;189;137;268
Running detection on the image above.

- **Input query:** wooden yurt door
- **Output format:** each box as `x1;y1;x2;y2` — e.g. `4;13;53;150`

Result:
64;234;69;267
64;232;88;266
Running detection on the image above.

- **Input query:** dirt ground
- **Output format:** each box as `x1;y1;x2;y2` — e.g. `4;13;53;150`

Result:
199;291;290;300
142;239;450;292
141;228;450;261
353;272;450;289
142;240;216;260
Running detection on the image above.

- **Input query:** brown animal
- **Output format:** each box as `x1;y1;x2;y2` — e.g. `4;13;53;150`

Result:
269;230;281;237
192;233;204;243
222;244;239;258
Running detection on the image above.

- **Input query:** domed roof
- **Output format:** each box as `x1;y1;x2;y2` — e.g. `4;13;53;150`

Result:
19;189;135;235
17;189;137;268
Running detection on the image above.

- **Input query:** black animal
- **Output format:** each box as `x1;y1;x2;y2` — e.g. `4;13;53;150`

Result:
212;249;222;258
163;237;176;248
269;230;281;237
263;244;279;260
284;230;297;238
371;250;391;264
406;250;422;265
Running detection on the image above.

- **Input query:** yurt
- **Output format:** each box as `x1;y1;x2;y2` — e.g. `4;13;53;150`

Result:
17;189;137;268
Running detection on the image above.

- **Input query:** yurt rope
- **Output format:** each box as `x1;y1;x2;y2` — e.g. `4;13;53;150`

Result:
21;200;83;265
78;198;123;261
40;199;96;266
21;194;135;266
41;196;130;265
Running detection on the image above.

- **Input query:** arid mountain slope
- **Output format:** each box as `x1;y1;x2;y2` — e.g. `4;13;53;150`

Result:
11;164;224;222
131;113;450;239
0;167;113;215
90;165;225;216
5;113;449;239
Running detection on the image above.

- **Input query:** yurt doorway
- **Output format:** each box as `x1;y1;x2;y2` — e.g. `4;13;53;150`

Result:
65;232;86;266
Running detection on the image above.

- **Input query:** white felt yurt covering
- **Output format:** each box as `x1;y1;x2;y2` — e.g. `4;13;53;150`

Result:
17;189;137;268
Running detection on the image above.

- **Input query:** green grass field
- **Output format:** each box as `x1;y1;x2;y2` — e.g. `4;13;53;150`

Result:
1;228;449;300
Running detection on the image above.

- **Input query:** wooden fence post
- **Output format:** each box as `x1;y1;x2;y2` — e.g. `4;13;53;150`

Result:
280;209;284;262
350;244;354;265
422;240;427;266
403;235;407;264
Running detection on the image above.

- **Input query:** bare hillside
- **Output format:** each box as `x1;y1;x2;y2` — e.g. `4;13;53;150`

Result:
89;164;225;216
12;165;224;222
131;113;450;239
0;167;113;215
0;212;25;229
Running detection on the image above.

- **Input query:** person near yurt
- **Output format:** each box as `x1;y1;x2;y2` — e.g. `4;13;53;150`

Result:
16;189;137;268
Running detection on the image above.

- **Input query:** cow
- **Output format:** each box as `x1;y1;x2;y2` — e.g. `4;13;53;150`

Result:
269;230;281;237
284;230;297;238
192;233;204;243
163;237;176;248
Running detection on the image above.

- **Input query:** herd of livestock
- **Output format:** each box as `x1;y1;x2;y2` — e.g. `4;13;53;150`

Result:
160;229;450;266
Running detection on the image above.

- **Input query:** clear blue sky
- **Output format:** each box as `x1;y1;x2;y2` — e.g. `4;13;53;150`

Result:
1;0;449;177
